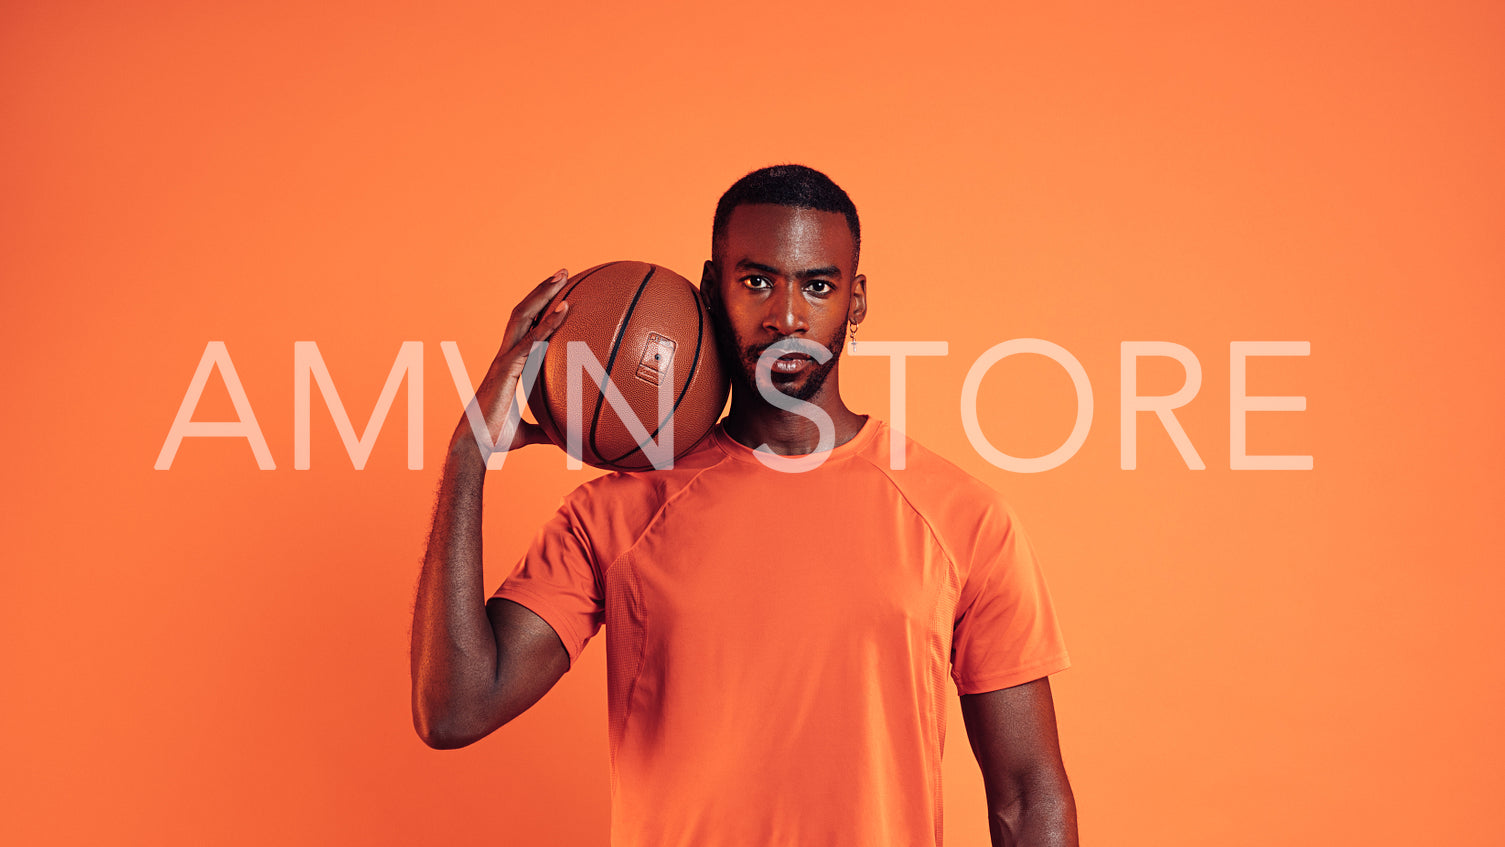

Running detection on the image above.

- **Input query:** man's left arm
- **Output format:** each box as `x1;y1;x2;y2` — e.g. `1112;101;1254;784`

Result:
960;676;1078;847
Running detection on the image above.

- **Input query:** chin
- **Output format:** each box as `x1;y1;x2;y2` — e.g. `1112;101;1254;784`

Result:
770;369;830;403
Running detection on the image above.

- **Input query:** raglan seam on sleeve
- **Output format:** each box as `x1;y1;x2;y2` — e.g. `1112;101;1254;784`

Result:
859;452;963;588
559;496;609;602
608;453;735;574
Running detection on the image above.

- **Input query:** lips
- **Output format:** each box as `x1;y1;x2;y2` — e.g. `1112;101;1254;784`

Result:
740;336;839;401
770;354;812;374
744;336;832;388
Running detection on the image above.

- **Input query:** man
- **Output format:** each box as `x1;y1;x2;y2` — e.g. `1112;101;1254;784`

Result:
411;165;1078;846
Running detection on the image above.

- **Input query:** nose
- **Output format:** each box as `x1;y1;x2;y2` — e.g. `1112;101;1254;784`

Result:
763;282;809;336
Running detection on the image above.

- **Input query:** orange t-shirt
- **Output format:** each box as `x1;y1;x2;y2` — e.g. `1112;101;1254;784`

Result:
494;417;1069;846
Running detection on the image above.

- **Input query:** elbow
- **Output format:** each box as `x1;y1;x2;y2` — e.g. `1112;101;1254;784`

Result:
418;729;477;751
412;695;492;750
413;709;483;750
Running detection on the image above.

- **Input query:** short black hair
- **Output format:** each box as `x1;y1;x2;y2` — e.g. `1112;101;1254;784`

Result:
711;164;861;267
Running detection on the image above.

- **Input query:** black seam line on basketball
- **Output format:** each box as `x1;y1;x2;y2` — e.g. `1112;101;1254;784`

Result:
536;263;612;437
600;281;705;466
589;264;656;466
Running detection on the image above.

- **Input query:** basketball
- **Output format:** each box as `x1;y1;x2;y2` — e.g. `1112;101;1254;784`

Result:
529;261;728;470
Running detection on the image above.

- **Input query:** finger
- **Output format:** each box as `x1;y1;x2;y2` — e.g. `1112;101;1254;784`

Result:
527;299;570;344
504;300;568;368
494;300;569;402
516;421;551;447
509;268;570;327
500;269;570;350
504;298;569;362
525;267;571;313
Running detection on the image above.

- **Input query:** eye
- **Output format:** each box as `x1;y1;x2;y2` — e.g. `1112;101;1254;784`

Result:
741;275;772;289
806;280;834;295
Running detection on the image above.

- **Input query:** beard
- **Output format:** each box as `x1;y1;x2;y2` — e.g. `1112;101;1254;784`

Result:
719;325;845;403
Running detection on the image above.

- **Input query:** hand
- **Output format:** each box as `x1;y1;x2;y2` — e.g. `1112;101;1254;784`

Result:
452;268;572;457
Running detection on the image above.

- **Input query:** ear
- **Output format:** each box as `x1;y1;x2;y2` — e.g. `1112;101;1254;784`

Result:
848;273;868;325
700;260;721;311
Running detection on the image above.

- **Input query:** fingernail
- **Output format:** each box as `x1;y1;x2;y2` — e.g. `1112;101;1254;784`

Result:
554;301;568;313
553;268;568;281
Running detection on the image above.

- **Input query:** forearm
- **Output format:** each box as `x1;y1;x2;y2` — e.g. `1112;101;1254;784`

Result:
410;431;498;747
992;776;1078;847
409;269;573;747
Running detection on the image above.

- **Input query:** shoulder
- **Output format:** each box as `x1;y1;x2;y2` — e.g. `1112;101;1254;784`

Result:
554;428;732;560
858;425;1018;527
564;425;728;504
852;424;1032;579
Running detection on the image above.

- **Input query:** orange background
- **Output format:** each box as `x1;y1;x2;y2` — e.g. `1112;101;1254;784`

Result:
4;2;1503;844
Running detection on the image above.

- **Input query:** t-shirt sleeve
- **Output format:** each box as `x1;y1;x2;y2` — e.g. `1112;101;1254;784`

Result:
950;504;1070;695
491;498;605;666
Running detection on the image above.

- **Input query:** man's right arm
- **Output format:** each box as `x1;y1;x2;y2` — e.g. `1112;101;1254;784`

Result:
409;269;573;749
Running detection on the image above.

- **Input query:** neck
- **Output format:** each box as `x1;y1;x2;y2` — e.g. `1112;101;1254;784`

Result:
722;382;868;455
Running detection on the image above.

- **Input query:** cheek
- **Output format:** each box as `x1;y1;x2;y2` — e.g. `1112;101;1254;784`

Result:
719;301;762;336
709;310;753;358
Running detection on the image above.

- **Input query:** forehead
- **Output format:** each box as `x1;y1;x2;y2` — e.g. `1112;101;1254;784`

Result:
720;204;855;275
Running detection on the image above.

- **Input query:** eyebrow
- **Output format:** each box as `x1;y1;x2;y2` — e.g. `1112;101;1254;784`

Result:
734;260;841;280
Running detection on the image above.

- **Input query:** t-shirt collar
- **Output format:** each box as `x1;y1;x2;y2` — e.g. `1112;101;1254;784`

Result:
710;415;881;466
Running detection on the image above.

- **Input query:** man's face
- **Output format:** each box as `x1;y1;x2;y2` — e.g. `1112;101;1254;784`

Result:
706;204;867;403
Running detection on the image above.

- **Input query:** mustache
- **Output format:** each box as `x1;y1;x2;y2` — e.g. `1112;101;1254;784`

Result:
742;341;794;363
740;334;841;363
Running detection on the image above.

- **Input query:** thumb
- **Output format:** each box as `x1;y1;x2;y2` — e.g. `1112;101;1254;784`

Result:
516;420;553;448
